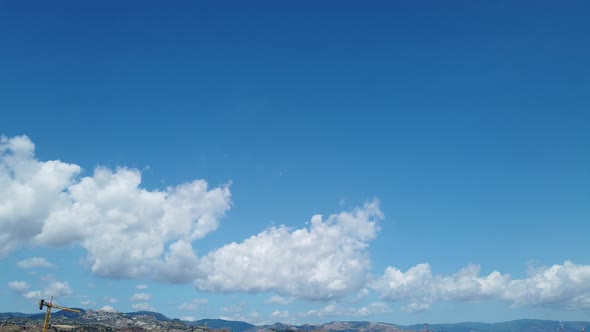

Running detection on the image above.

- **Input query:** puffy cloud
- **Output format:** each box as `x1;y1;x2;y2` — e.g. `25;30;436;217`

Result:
44;281;73;298
152;240;202;283
8;281;31;292
502;261;590;309
194;201;382;300
178;299;208;312
0;135;232;282
355;288;370;300
100;305;117;312
354;302;392;316
23;290;43;299
0;135;81;256
301;301;391;319
130;293;152;301
44;170;230;281
17;257;55;269
372;261;590;311
371;263;507;306
136;284;148;290
9;280;71;299
1;134;387;300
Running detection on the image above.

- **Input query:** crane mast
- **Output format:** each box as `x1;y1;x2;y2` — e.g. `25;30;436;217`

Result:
38;296;81;332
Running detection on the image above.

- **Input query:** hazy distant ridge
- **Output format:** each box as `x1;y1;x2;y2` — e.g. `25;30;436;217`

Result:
1;310;587;332
253;320;588;332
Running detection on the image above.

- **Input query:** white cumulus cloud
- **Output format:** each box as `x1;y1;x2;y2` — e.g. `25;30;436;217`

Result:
9;280;71;300
194;201;382;300
0;135;81;256
17;257;55;269
302;301;392;319
130;293;152;301
354;302;392;316
371;261;590;311
502;261;590;309
8;281;31;292
23;290;42;299
1;135;388;300
0;134;232;283
44;281;73;298
100;305;117;312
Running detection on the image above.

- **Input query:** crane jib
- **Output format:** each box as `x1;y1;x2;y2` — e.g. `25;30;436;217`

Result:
38;296;81;332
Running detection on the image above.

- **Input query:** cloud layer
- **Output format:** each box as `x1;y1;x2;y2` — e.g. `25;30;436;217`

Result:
8;280;72;299
371;261;590;312
0;135;231;282
194;201;383;300
17;257;54;269
1;134;385;302
3;134;590;314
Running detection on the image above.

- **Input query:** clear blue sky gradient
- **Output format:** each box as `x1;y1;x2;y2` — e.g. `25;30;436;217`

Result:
1;0;589;325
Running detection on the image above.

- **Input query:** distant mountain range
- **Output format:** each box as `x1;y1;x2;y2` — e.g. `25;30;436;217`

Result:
400;319;587;332
253;320;588;332
189;318;256;332
1;309;587;332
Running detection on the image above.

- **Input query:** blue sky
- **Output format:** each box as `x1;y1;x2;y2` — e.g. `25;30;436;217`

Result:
1;0;589;326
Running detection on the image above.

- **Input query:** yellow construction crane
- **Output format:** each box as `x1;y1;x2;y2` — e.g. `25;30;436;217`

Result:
38;296;81;332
